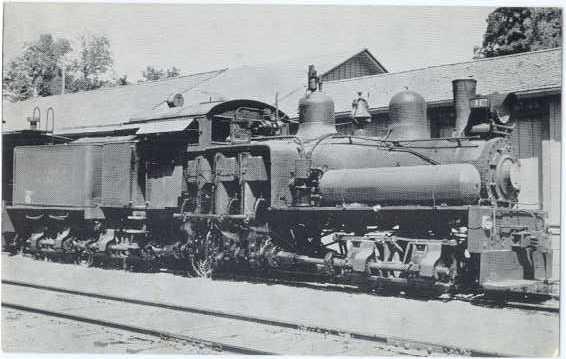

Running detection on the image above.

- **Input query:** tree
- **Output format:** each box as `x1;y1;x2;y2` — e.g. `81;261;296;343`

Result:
475;7;562;58
141;66;181;82
166;66;181;78
3;34;72;101
116;74;130;86
3;33;115;101
106;74;130;87
68;34;113;92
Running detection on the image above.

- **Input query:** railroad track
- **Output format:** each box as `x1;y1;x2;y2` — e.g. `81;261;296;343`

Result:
3;252;559;315
2;279;506;356
3;302;266;355
213;272;560;314
4;251;559;315
464;296;559;314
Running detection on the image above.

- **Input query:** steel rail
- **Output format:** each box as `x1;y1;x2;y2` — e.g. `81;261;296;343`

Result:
2;279;507;357
2;301;273;355
215;272;560;314
464;296;560;314
1;253;558;313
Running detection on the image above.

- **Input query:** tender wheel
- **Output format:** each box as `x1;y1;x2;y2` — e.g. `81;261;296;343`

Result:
2;232;18;254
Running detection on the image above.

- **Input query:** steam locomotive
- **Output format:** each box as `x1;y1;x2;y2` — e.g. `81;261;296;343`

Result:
3;65;553;295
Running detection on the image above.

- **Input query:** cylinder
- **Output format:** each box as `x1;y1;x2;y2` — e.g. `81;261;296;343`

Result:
319;163;481;206
452;79;477;136
388;90;429;140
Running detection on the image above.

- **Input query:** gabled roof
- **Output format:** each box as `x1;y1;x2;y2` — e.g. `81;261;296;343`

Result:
3;49;387;132
292;47;561;117
320;48;388;80
266;48;387;78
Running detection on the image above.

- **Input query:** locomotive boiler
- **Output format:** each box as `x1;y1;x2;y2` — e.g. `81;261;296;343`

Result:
4;64;553;296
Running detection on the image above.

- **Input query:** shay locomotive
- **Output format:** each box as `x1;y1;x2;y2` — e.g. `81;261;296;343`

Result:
3;65;554;295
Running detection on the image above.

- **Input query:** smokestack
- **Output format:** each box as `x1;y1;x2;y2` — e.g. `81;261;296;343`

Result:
452;79;477;136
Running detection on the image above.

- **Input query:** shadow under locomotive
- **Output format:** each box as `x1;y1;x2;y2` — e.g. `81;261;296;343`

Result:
3;65;556;298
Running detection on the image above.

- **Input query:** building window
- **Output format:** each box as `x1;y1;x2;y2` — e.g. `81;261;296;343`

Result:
429;107;455;138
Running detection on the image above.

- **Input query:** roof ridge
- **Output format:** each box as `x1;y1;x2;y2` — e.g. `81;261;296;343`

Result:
240;47;373;71
326;47;562;85
9;68;228;104
150;68;229;110
140;67;228;84
319;48;386;76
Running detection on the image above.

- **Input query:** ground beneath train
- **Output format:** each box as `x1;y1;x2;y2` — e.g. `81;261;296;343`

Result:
1;254;559;356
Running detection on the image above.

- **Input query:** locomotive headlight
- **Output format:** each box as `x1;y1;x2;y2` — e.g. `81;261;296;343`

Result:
481;215;494;231
508;163;521;190
496;157;521;198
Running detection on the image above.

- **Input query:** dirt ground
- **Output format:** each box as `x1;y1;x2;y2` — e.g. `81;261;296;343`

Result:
2;307;218;354
1;254;560;356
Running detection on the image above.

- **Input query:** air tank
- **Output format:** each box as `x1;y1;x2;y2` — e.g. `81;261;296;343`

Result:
388;90;430;140
319;163;481;206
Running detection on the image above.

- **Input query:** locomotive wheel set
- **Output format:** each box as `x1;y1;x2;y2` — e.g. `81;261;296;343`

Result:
3;65;554;297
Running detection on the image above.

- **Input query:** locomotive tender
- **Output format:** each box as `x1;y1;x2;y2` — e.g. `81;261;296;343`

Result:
5;65;553;295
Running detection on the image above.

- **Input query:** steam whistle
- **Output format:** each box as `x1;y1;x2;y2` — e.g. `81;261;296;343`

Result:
307;65;320;92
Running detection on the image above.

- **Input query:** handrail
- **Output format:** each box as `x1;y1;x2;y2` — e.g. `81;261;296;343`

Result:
46;107;55;144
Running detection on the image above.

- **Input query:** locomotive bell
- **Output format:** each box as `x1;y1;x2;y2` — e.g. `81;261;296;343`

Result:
388;89;430;140
352;92;371;123
296;65;336;140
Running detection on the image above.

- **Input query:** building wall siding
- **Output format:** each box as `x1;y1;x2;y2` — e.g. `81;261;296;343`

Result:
542;97;561;227
511;114;545;209
542;98;561;280
322;53;385;82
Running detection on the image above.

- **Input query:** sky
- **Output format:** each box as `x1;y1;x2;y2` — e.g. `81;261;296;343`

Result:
3;3;495;82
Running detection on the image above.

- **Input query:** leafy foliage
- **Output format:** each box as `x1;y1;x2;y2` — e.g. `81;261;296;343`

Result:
3;34;72;101
3;33;114;101
67;34;114;92
141;66;181;82
115;74;130;86
475;7;562;58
